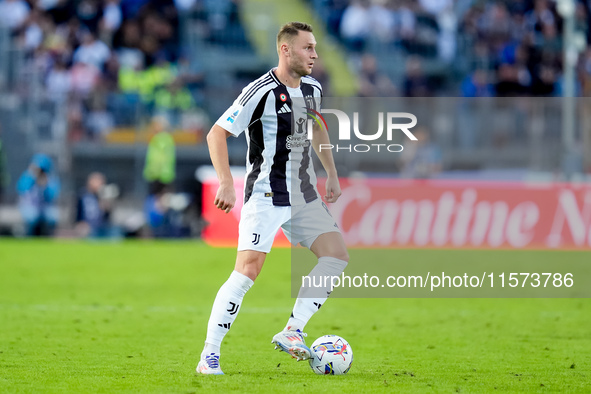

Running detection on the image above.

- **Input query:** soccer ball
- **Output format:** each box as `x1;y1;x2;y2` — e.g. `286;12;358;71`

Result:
308;335;353;375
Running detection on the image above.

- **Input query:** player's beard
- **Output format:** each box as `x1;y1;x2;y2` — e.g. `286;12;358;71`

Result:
291;57;313;77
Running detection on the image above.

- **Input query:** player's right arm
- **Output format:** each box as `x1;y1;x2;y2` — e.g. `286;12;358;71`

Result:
208;74;271;212
206;124;236;213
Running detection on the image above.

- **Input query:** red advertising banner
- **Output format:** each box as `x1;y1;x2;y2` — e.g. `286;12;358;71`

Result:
202;176;591;250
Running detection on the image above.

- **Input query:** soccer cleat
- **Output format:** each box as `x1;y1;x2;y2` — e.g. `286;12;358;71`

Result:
271;329;311;361
196;353;224;375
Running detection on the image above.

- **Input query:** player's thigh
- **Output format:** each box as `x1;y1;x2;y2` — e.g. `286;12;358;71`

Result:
286;199;347;260
238;200;289;253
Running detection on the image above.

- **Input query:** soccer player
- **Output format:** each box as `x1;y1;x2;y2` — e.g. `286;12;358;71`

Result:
197;21;349;375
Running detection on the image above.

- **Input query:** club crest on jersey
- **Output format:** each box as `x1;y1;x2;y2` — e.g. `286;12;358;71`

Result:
304;95;316;111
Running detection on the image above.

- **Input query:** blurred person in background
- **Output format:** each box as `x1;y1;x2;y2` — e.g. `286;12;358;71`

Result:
340;0;371;52
461;69;494;97
16;154;60;236
75;172;121;238
144;181;189;238
143;116;176;187
358;53;397;96
402;56;432;96
99;0;122;44
0;0;30;33
72;31;111;70
400;126;442;179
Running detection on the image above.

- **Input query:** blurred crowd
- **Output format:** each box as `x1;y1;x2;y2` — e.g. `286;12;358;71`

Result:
0;0;216;141
1;0;590;135
2;0;590;236
316;0;591;97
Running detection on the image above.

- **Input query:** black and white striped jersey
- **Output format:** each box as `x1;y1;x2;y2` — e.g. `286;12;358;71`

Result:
216;69;323;206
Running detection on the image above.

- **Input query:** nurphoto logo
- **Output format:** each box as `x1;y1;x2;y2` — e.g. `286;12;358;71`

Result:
305;109;418;153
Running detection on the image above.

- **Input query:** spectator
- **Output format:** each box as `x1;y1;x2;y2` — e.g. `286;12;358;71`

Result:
120;0;150;19
523;0;556;41
174;0;197;13
358;53;396;96
70;61;101;98
55;16;87;51
100;0;123;41
144;181;189;238
75;172;120;238
398;0;416;43
323;0;349;38
19;9;46;53
143;116;176;186
0;0;30;32
101;53;120;91
402;56;431;96
16;154;60;236
436;3;457;62
153;79;196;123
418;0;452;16
470;40;493;71
112;19;145;69
86;93;115;139
368;0;396;43
76;0;102;33
72;31;111;70
461;69;494;97
478;2;512;47
46;59;72;103
340;0;372;52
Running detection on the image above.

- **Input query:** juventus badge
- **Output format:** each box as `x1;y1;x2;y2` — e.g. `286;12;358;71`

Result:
252;233;261;245
227;302;239;315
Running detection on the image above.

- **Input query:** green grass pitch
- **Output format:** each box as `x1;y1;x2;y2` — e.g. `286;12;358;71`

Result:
0;240;589;393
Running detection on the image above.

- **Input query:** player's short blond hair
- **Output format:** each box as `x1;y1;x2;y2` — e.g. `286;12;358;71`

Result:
277;22;313;53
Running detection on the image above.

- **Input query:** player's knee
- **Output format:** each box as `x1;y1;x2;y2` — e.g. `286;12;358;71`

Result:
317;248;349;263
243;268;259;281
326;248;349;263
236;263;260;281
235;255;265;281
235;266;258;281
335;250;349;263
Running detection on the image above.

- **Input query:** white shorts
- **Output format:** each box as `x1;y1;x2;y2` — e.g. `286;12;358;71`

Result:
237;198;340;253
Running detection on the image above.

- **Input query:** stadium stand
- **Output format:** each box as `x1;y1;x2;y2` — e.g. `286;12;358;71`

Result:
0;0;591;234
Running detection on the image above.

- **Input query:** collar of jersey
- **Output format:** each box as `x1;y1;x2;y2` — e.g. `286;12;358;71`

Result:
270;68;302;89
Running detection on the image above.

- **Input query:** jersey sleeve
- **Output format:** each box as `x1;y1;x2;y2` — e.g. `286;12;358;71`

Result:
215;80;270;137
215;99;252;137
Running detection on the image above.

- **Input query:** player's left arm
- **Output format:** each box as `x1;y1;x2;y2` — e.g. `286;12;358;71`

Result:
311;123;341;203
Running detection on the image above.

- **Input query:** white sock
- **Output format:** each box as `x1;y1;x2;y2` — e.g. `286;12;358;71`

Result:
201;270;253;359
285;256;348;332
